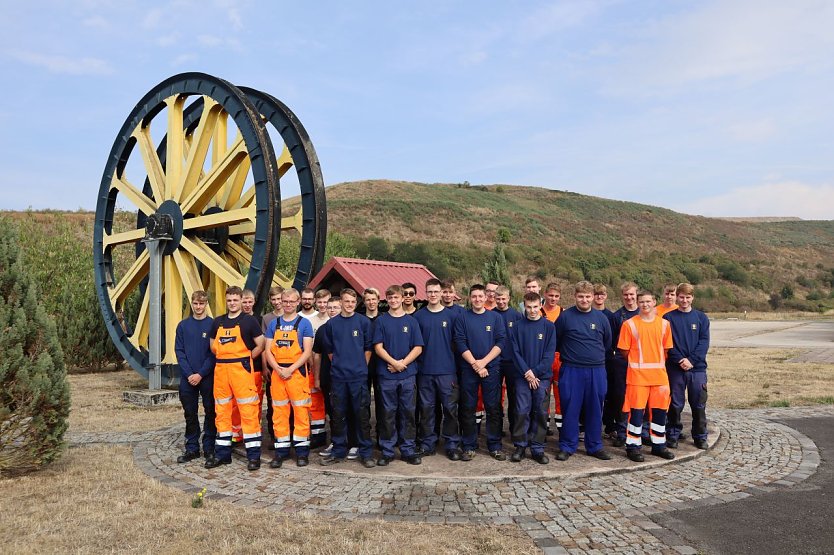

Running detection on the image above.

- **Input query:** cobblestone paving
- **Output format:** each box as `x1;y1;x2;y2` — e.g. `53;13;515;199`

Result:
90;405;828;554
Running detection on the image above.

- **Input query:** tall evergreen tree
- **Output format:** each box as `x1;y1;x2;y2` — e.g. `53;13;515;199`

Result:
0;218;70;476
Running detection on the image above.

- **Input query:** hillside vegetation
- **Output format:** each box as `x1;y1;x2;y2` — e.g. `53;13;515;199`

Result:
323;180;834;313
7;179;834;328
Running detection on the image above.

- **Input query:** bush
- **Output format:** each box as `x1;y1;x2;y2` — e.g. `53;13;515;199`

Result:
0;219;70;476
716;261;750;286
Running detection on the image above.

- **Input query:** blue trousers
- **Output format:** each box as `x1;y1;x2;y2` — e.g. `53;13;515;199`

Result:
378;376;417;458
511;376;551;454
179;376;216;455
559;365;607;454
330;379;373;459
460;366;503;452
417;373;460;452
668;368;708;441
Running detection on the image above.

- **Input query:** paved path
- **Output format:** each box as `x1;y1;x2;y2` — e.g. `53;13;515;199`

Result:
710;320;834;350
69;405;832;554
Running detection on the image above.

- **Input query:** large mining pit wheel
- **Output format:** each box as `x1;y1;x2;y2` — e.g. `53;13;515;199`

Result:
94;72;326;385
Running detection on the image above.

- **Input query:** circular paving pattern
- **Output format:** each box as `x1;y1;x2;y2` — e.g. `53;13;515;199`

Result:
69;406;828;554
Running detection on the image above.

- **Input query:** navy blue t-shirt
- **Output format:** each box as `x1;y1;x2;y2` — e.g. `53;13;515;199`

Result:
511;316;557;380
453;309;507;371
494;307;522;368
373;312;424;380
175;316;215;379
663;309;710;371
413;306;457;376
555;306;612;368
323;313;373;382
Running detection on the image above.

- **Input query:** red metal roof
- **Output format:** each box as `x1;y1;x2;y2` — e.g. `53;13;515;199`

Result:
308;257;438;300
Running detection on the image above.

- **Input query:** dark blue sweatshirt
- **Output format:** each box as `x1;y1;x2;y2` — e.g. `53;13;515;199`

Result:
453;309;507;370
494;307;523;368
323;313;373;382
413;307;457;376
663;309;710;372
175;316;215;379
555;307;612;368
373;312;424;380
608;306;639;360
510;316;557;380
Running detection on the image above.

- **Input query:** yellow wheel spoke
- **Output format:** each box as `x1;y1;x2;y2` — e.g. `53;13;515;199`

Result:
281;209;303;234
109;250;150;306
272;271;292;289
162;256;183;364
224;239;252;266
182;206;256;232
181;135;247;215
220;156;251;210
277;144;293;179
165;95;185;201
180;235;245;286
172;249;213;318
111;176;157;216
104;228;145;248
177;97;222;202
230;185;255;210
128;292;150;350
133;124;166;202
228;221;255;236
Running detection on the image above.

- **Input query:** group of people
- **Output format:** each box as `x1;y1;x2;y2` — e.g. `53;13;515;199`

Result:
174;276;710;471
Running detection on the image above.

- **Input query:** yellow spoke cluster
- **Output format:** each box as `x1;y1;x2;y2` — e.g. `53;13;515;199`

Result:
101;93;294;360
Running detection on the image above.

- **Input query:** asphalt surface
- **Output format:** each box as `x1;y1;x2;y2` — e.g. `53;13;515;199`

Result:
657;416;834;554
710;320;834;349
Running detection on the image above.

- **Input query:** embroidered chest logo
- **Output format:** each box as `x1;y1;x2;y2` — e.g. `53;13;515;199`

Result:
485;325;492;332
691;324;698;330
537;333;543;340
219;336;236;344
442;321;447;327
590;323;597;330
353;330;359;337
402;326;409;333
201;332;207;338
508;322;513;328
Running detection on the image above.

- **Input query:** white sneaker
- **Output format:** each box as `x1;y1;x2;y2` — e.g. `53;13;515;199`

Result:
318;443;333;457
347;447;359;460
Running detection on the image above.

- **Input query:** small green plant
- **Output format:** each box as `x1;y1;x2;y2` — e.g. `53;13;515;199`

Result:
191;487;207;508
769;399;790;408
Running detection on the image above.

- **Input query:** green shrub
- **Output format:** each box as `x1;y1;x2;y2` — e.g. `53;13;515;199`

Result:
0;219;71;476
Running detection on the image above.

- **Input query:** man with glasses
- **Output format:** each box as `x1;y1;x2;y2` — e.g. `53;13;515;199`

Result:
483;280;500;311
414;278;461;460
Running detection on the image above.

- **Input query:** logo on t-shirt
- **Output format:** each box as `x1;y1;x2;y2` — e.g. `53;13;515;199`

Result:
537;333;543;340
508;322;513;328
219;336;237;344
691;324;698;330
402;326;409;333
201;332;207;338
485;325;492;332
352;330;359;337
590;323;597;330
442;321;447;327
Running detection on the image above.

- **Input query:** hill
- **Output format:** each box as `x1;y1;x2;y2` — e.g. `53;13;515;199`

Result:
317;180;834;312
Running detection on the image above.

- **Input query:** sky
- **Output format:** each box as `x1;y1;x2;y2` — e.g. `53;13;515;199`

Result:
1;0;833;219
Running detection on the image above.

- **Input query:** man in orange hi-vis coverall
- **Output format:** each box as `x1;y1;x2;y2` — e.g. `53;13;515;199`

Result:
264;288;315;468
205;286;265;471
617;290;676;463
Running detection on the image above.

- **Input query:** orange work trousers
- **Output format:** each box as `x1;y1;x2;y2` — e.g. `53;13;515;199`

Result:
623;383;671;449
308;370;326;445
548;353;562;428
271;367;312;457
232;371;263;441
214;360;262;459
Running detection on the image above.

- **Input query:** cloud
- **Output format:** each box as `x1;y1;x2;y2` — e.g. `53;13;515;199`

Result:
7;50;113;75
518;1;608;40
605;1;834;94
171;53;197;67
684;181;834;219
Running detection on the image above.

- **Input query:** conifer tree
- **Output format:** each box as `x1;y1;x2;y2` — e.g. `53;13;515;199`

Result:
0;219;70;476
